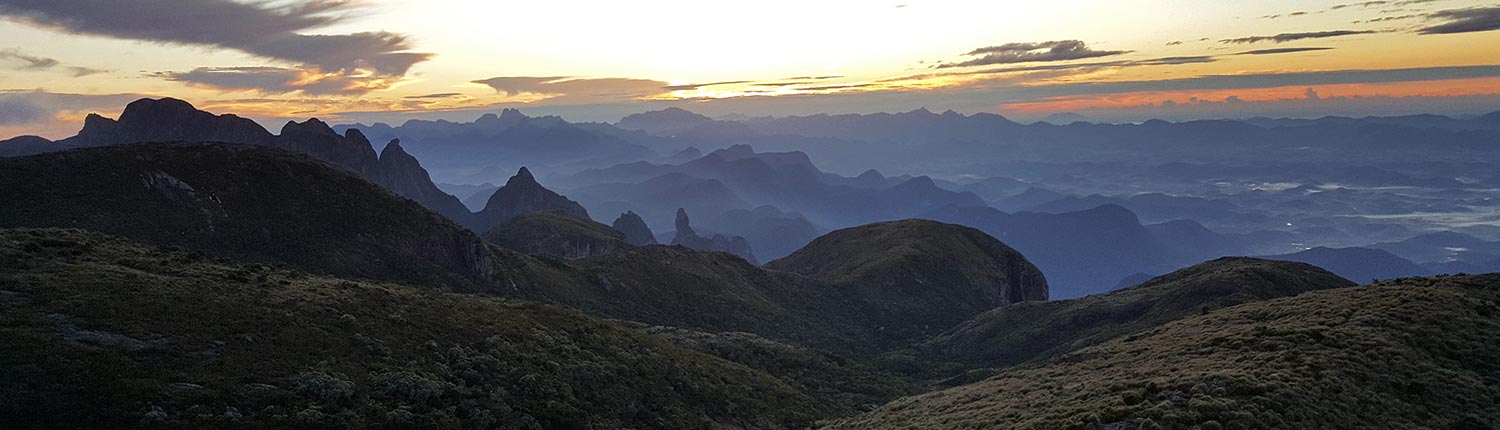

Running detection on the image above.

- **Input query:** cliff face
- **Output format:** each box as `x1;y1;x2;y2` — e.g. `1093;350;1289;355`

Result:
372;140;474;225
471;167;592;232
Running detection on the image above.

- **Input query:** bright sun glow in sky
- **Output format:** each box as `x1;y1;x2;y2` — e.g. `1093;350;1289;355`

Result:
2;0;1500;138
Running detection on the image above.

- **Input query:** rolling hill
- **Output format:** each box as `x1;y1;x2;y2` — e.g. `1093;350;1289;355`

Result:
0;229;827;429
828;274;1500;429
924;258;1354;368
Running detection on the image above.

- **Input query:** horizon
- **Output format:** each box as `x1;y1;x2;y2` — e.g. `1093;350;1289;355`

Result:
4;0;1500;138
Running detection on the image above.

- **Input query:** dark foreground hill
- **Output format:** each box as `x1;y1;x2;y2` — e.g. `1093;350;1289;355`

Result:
768;220;1048;342
925;258;1354;368
828;274;1500;429
0;143;551;291
0;229;824;429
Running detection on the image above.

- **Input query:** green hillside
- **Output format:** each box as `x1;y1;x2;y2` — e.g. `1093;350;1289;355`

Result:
926;257;1354;369
828;275;1500;429
0;229;827;429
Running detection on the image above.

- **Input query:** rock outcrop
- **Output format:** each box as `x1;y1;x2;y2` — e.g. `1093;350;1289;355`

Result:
372;140;474;226
612;210;658;245
472;167;592;232
671;208;757;264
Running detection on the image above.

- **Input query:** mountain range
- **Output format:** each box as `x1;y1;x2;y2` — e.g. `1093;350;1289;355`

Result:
2;100;1498;428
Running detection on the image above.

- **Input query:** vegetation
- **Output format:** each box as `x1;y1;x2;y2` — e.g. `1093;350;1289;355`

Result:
925;257;1354;369
568;245;883;355
0;229;831;429
767;220;1048;342
482;210;631;259
647;327;924;416
0;143;542;291
828;275;1500;429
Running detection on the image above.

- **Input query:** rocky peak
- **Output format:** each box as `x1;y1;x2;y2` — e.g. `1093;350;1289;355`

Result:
671;208;756;263
674;208;696;238
613;211;658;245
70;97;274;148
281;118;338;136
472;167;591;233
511;166;536;184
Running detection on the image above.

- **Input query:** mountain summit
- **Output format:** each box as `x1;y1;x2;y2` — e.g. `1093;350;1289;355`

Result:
472;167;592;233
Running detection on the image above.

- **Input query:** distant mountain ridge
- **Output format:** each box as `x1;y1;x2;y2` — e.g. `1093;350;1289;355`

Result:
1;98;476;225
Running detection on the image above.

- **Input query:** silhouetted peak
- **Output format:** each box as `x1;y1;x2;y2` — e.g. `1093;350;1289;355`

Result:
79;113;118;133
857;169;885;180
612;210;657;246
379;139;408;158
675;208;695;237
508;167;537;186
1079;204;1141;222
342;128;370;145
894;175;937;189
116;97;198;123
719;144;756;158
281;118;337;136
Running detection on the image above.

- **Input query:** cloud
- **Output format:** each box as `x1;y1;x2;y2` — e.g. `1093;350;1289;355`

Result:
0;95;48;125
67;66;108;77
662;80;752;91
0;48;58;70
1220;30;1378;44
161;66;402;95
1418;7;1500;34
0;90;147;137
1236;47;1336;55
937;40;1130;68
0;0;431;77
404;93;463;99
934;56;1217;77
471;76;673;102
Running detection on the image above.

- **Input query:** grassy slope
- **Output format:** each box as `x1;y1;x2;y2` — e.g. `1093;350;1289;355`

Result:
482;210;631;259
766;219;1048;343
829;275;1500;430
569;245;883;355
0;229;826;430
925;258;1355;369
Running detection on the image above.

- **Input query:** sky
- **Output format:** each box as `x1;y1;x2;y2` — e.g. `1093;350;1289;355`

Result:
2;0;1500;138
